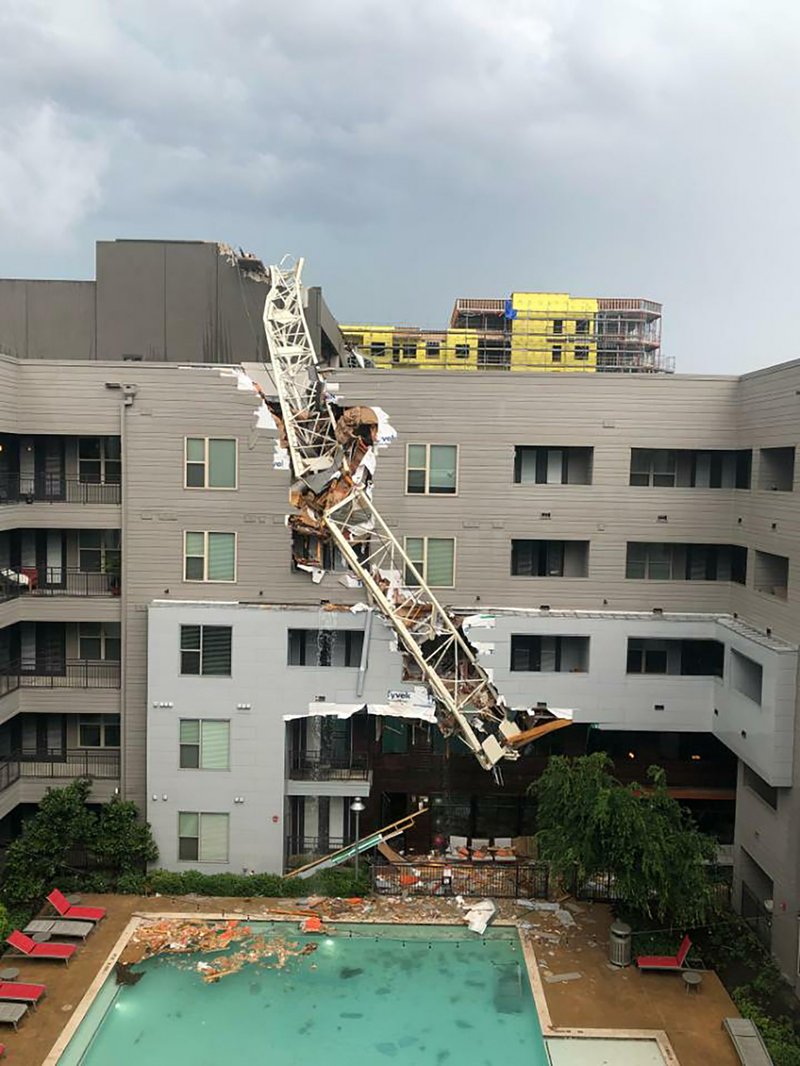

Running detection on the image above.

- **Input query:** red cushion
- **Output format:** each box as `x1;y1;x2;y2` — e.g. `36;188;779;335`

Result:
31;942;75;958
65;905;106;921
636;954;679;968
0;982;45;1000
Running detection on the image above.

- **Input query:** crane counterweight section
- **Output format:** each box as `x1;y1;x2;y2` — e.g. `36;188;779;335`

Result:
242;257;572;770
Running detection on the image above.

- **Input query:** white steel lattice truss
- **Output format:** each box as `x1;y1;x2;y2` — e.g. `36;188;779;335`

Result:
240;258;571;771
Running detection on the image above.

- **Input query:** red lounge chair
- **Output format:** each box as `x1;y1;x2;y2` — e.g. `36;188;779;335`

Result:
0;981;46;1008
636;934;692;972
47;888;106;923
6;931;75;965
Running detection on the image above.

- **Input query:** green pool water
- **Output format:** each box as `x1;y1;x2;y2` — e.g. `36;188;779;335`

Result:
61;922;548;1066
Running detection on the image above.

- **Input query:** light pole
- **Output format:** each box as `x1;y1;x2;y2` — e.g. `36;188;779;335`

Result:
350;797;366;879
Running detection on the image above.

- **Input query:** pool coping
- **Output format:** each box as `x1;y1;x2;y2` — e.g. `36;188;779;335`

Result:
44;911;680;1065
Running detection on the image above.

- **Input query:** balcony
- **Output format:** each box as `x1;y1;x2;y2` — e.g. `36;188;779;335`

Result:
0;748;120;819
0;660;121;698
0;567;119;603
288;750;370;782
0;474;121;506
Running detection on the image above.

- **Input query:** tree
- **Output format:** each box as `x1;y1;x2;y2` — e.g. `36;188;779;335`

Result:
93;797;158;873
533;753;716;927
0;778;157;906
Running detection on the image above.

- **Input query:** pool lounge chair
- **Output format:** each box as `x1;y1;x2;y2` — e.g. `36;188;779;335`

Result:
723;1017;774;1065
636;934;692;972
6;930;76;964
25;918;94;940
0;1002;28;1030
0;981;46;1009
46;888;106;923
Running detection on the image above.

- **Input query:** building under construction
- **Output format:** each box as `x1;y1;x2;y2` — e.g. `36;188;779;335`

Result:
342;292;668;374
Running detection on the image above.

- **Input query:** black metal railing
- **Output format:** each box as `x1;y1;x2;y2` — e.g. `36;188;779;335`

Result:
372;860;551;899
0;749;120;793
0;474;121;505
0;660;120;695
285;837;346;868
0;568;119;602
288;750;370;781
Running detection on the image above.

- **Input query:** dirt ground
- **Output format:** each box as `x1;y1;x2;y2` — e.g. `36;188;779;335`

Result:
0;894;740;1066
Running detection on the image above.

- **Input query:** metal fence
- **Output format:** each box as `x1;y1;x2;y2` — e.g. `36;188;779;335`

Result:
0;475;121;506
0;749;120;792
371;860;551;899
0;660;120;692
288;751;370;781
0;568;117;601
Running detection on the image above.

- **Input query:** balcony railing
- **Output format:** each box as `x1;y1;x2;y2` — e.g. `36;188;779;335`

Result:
0;568;119;602
288;750;370;781
0;474;121;505
285;836;346;868
0;660;120;696
0;748;120;793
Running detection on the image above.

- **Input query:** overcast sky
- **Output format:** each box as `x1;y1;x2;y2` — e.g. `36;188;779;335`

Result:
1;0;798;373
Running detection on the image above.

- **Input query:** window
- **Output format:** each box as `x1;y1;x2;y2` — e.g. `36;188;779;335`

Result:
370;342;386;359
574;345;590;361
178;812;229;862
184;532;236;582
406;444;458;495
626;640;668;674
179;720;230;769
78;529;120;574
180;625;232;676
287;629;364;667
381;721;410;753
551;346;562;363
754;550;789;599
425;341;440;359
626;542;673;579
185;438;237;489
514;446;593;485
454;344;470;359
630;449;677;487
743;765;778;810
576;319;590;335
404;537;455;587
552;320;564;335
511;540;589;577
79;623;121;661
626;543;747;583
78;437;121;484
510;635;589;672
79;714;120;748
731;650;763;705
758;446;795;492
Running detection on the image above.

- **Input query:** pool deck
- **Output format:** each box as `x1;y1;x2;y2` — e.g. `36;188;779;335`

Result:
0;894;740;1066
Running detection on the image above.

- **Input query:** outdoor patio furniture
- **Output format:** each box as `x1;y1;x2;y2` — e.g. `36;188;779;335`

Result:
491;837;517;862
636;934;692;972
0;1002;27;1030
445;836;470;860
46;888;106;923
5;930;75;964
471;838;492;862
723;1016;774;1065
682;970;702;994
24;919;93;940
0;981;46;1008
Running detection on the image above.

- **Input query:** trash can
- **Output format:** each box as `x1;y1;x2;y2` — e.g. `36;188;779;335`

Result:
609;920;632;967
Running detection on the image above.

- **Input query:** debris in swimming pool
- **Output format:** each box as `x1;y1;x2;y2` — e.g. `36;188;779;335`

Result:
340;966;364;979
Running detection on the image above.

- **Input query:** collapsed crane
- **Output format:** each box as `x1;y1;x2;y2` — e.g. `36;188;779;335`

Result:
245;257;571;772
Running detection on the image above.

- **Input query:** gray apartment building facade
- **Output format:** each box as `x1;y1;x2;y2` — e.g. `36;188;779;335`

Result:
1;242;800;993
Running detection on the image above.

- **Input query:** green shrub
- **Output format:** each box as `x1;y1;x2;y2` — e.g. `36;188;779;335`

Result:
0;902;9;942
144;867;369;900
733;989;800;1066
116;872;149;895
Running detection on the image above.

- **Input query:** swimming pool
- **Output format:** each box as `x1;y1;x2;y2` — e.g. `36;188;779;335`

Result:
57;922;549;1066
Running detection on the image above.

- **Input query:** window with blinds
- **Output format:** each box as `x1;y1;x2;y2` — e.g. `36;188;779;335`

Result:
180;625;232;675
406;444;458;494
184;532;236;582
403;537;455;587
185;438;237;489
179;720;230;769
178;811;229;862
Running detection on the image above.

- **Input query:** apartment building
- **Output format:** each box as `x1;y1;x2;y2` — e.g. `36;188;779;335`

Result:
342;292;667;374
1;247;799;991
